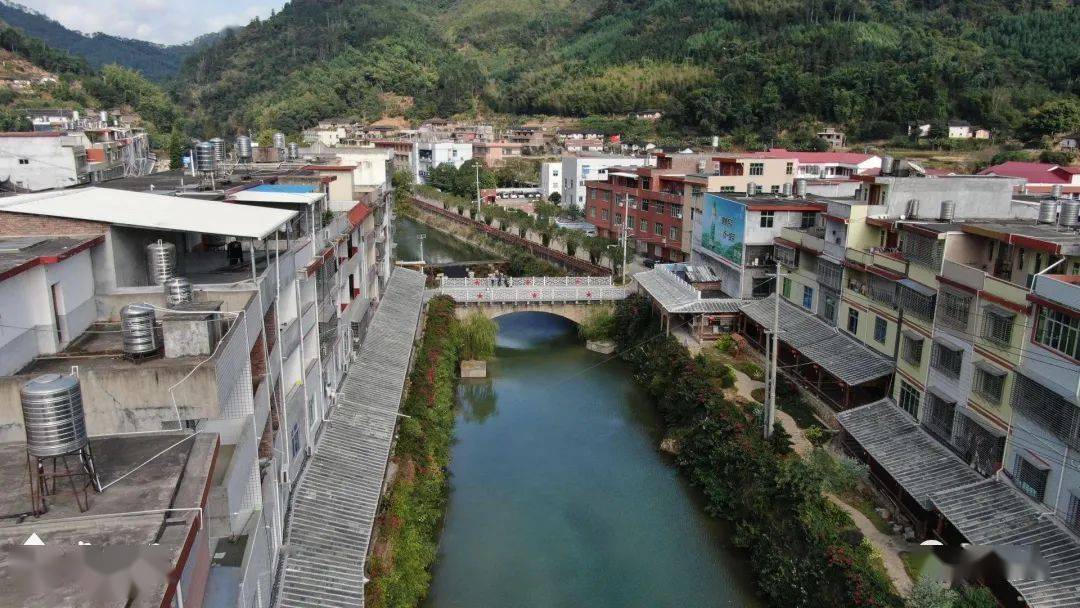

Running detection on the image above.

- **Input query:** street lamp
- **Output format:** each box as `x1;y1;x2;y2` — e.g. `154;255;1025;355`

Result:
416;233;426;262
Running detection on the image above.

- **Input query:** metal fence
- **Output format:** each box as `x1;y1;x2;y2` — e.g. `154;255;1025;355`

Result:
440;276;614;288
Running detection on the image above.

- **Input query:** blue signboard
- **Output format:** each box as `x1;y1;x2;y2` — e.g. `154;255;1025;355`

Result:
700;193;746;265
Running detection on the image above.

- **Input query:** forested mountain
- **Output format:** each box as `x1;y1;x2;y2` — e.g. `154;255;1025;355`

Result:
175;0;1080;141
0;1;207;81
0;24;183;145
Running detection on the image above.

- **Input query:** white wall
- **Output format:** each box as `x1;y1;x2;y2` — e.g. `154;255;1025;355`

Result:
0;138;84;191
561;156;646;209
540;162;561;198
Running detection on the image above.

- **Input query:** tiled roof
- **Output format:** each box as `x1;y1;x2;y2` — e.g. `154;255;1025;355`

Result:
978;161;1072;185
931;479;1080;608
635;267;743;314
740;295;894;385
277;268;426;608
836;399;983;508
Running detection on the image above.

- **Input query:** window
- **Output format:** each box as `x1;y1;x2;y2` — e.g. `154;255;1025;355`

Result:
640;218;647;231
924;391;956;441
981;308;1014;345
749;162;764;176
821;292;839;325
782;277;792;299
18;158;29;165
1014;455;1049;502
589;207;596;218
615;213;622;226
800;212;816;229
654;222;663;236
1035;307;1079;359
847;308;859;334
901;333;924;366
589;189;597;200
973;364;1006;404
601;209;609;221
760;211;775;228
669;226;680;240
785;162;794;175
655;202;665;215
291;423;301;457
1068;494;1080;536
770;185;780;194
931;341;963;379
641;200;649;211
720;186;735;193
671;205;682;218
937;290;972;330
802;286;814;310
953;413;1005;476
898;381;920;419
873;317;887;343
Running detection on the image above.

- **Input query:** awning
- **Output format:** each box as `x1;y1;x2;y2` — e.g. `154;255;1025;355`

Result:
634;267;744;314
899;278;937;297
931;479;1080;608
933;333;965;352
983;302;1017;318
741;295;894;385
0;187;296;239
973;359;1007;376
836;399;984;509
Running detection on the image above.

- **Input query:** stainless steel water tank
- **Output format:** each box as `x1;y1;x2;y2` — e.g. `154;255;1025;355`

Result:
881;156;895;175
794;178;807;198
1059;201;1079;229
939;200;955;221
195;141;216;173
164;276;193;308
781;182;792;197
121;303;158;356
209;137;225;163
20;373;89;457
287;142;299;160
1051;184;1063;199
273;132;286;151
746;182;756;196
906;199;920;219
1038;200;1057;224
235;135;253;162
146;240;176;285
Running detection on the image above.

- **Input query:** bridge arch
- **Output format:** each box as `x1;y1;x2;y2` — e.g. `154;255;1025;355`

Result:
452;301;614;325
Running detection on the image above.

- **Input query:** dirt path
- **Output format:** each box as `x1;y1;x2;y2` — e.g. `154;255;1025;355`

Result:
726;363;912;595
826;493;915;596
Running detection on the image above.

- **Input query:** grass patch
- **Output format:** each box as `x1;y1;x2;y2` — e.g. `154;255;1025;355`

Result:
750;387;765;403
733;360;764;381
900;550;932;582
778;397;821;429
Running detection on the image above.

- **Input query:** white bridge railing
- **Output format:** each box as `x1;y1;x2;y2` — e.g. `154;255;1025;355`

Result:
433;276;628;304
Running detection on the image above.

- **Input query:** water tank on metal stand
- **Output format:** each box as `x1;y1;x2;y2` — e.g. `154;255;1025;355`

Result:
209;137;225;164
121;303;159;357
1051;184;1063;199
195;141;216;173
20;373;88;458
146;240;176;285
287;142;299;160
164;277;193;308
794;178;807;198
235;135;253;162
881;156;895;176
273;132;286;151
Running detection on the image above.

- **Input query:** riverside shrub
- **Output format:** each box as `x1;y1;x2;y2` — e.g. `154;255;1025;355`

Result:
612;294;901;608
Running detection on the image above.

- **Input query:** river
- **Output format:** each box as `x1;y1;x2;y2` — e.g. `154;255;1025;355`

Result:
395;216;490;264
423;312;762;608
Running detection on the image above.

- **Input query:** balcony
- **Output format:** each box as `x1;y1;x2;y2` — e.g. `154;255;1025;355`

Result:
779;226;824;254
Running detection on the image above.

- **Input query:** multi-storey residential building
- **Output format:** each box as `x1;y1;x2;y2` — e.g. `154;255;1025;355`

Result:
0;181;393;608
540;161;561;198
0;131;90;190
565;138;604;153
790;150;880;181
473;141;523;167
411;141;473;184
561;153;647;210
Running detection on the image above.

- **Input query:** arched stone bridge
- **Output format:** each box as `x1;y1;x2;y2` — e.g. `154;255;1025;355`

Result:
428;276;629;323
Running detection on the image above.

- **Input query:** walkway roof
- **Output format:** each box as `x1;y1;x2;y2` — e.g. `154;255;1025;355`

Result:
277;268;426;608
836;399;983;509
931;479;1080;608
230;188;325;205
0;187;296;239
635;267;744;314
741;295;894;385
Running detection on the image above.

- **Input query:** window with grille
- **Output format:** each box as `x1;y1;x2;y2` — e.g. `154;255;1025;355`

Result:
654;222;662;236
899;284;936;321
953;412;1005;476
869;275;898;307
749;162;764;176
801;211;816;229
818;259;843;291
1012;372;1080;449
981;308;1014;346
1068;493;1080;536
1013;455;1049;502
901;232;943;269
973;365;1006;404
1034;306;1079;359
776;245;798;267
760;211;775;228
901;334;924;366
786;162;794;175
874;317;887;343
937;290;971;330
924;391;956;441
931;341;963;378
899;381;921;419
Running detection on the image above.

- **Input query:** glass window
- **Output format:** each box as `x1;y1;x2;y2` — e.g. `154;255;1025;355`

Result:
782;277;792;299
981;309;1014;345
898;381;920;419
821;293;838;324
640;200;649;211
1035;307;1079;359
873;317;887;343
924;392;956;441
720;186;735;193
669;226;680;240
937;290;971;330
1068;493;1080;536
640;218;647;231
800;212;816;229
655;202;664;214
654;222;663;236
974;365;1006;404
901;334;924;366
749;162;764;176
802;286;814;310
291;423;301;457
847;308;859;334
589;207;596;218
615;213;622;225
671;205;681;218
760;211;775;228
931;341;963;379
785;162;794;175
770;185;780;194
601;209;609;221
1014;455;1049;502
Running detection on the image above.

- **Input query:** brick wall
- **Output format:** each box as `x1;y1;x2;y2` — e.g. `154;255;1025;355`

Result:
0;211;108;236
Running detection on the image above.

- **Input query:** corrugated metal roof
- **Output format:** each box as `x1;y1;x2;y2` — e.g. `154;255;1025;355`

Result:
836;399;983;509
277;268;426;608
635;267;743;314
931;479;1080;608
741;295;894;385
0;187;296;239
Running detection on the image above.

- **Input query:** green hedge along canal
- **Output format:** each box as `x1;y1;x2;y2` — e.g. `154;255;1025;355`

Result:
422;312;760;607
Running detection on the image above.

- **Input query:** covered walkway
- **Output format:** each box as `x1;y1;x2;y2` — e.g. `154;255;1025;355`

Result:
634;266;744;341
740;295;893;409
276;268;426;608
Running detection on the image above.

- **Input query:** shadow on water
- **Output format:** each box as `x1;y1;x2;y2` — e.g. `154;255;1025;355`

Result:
425;311;762;608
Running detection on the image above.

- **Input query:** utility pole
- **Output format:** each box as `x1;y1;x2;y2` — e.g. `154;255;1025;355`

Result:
416;233;426;262
474;163;481;215
764;260;781;439
620;220;628;285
